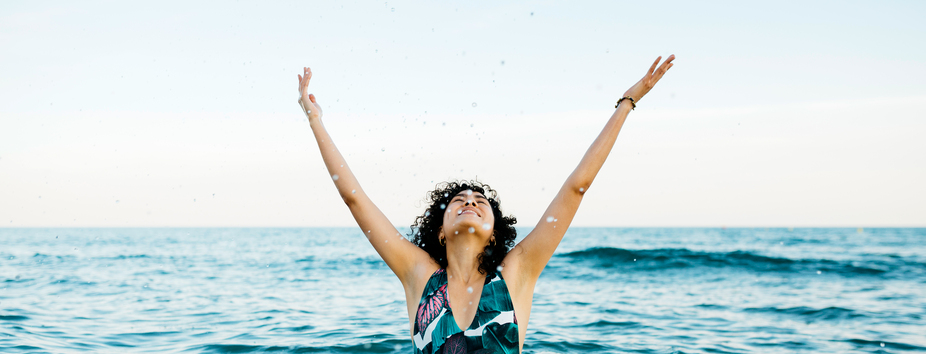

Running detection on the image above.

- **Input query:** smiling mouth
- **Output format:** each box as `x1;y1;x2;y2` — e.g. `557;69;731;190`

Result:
458;208;480;217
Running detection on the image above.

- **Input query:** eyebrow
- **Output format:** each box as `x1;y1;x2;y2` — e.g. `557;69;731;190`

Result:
453;192;488;200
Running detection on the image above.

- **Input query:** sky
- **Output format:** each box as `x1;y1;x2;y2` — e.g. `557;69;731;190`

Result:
1;1;925;227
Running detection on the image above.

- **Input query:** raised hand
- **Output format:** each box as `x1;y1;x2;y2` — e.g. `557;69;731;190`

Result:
622;55;675;103
298;67;323;121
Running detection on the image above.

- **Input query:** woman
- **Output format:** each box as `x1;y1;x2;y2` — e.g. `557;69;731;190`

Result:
297;55;675;353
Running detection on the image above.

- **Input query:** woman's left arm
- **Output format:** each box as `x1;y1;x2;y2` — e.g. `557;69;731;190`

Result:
509;55;675;279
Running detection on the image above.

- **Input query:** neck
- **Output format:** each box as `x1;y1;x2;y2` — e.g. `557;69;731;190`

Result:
445;238;484;283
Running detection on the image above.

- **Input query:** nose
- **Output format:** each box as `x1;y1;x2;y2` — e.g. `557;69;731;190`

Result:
465;199;476;207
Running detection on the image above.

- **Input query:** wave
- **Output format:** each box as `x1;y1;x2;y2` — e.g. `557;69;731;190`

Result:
197;338;409;353
558;247;925;277
743;306;864;322
843;338;926;351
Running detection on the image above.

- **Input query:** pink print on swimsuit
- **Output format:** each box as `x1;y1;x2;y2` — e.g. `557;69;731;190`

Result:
417;282;448;332
442;333;467;353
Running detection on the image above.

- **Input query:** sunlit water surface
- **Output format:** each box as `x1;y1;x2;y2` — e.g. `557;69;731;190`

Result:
1;228;924;353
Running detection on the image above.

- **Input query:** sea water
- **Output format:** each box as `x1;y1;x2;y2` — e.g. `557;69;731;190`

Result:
1;228;924;353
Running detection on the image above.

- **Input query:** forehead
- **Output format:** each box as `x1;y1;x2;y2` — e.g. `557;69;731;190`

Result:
453;190;488;199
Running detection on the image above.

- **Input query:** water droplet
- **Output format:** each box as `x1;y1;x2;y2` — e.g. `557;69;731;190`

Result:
455;231;459;235
579;187;584;192
472;102;477;107
385;240;388;243
340;164;344;167
881;343;885;347
497;265;504;271
391;7;395;12
466;190;473;195
332;174;339;181
500;60;505;66
468;227;475;233
633;259;636;261
352;190;356;194
482;223;491;230
381;148;385;152
367;230;371;233
443;193;449;197
467;287;473;293
546;216;554;223
440;203;446;209
817;270;822;274
425;211;431;217
469;301;472;305
363;343;372;349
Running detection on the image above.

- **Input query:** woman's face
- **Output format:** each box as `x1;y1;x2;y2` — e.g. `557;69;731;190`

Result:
442;189;495;242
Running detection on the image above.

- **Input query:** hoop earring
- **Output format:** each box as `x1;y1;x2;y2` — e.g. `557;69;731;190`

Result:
440;236;446;246
489;238;496;247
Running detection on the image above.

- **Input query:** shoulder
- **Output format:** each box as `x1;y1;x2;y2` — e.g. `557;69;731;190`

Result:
405;261;442;298
499;245;536;297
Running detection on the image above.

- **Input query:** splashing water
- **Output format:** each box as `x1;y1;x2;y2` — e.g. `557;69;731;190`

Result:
546;216;555;223
467;287;473;293
468;227;475;233
482;223;491;230
332;174;339;181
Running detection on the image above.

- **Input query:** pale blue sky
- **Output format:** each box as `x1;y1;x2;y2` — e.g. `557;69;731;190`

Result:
2;1;924;227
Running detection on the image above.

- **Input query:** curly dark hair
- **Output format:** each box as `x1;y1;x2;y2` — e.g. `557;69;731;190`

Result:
409;180;517;275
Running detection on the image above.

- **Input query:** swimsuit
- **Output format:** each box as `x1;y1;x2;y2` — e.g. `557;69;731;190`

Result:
413;268;519;353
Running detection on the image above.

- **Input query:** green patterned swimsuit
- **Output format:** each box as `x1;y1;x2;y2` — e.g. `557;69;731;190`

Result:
413;268;519;353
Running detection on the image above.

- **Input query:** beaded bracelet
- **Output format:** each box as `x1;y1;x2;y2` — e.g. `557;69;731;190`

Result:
615;96;636;110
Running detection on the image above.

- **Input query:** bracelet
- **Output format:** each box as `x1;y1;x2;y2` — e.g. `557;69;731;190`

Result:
615;96;636;110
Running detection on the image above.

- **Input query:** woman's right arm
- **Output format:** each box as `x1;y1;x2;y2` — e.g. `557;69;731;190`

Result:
297;67;433;283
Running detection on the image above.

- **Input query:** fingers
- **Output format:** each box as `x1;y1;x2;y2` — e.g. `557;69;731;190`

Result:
653;55;675;81
309;93;317;104
647;56;661;77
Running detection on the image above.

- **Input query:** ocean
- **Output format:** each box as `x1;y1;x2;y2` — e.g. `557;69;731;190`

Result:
1;227;924;353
